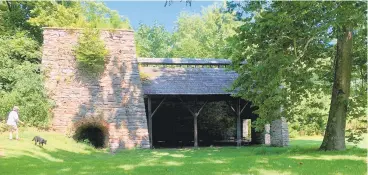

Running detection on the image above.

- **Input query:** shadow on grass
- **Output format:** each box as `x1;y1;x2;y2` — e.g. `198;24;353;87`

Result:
0;145;366;175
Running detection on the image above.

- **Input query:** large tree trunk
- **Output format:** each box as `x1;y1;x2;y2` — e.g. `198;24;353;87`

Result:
320;25;353;151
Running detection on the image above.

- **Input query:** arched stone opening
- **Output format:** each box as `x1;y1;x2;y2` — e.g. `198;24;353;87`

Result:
73;118;109;148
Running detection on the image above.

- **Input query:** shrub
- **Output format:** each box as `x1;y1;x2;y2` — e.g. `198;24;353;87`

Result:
0;33;52;128
74;28;108;74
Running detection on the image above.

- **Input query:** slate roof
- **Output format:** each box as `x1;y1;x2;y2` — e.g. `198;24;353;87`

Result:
138;58;240;95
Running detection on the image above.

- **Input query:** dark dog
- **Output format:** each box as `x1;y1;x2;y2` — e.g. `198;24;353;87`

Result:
32;136;47;146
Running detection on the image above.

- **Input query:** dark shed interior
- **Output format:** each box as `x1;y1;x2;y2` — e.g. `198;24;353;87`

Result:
139;58;262;148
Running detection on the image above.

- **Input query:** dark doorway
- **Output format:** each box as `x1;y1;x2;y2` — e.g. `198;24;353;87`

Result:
152;103;194;148
74;125;107;148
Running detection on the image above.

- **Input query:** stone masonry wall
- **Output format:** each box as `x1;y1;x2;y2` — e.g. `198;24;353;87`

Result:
42;28;150;151
270;117;289;147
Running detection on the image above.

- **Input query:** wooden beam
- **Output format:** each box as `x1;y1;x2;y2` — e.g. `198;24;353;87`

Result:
178;97;196;116
240;101;249;115
226;101;236;114
148;96;153;149
151;97;166;118
196;101;208;116
237;98;241;147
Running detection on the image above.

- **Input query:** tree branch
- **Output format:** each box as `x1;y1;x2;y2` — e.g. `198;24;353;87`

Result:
6;1;12;12
293;38;298;58
299;37;316;58
293;37;324;63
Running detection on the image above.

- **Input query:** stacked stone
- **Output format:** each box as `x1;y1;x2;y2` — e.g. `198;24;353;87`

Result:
42;28;150;150
270;117;289;147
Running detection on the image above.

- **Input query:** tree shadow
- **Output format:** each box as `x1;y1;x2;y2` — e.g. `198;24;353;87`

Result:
0;145;366;175
71;33;149;151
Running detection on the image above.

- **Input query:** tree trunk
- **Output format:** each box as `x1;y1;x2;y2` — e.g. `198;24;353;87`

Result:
320;25;353;151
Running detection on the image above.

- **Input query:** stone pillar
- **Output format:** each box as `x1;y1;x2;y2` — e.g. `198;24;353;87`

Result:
264;124;271;145
42;28;150;150
270;117;289;147
243;119;248;139
251;124;270;145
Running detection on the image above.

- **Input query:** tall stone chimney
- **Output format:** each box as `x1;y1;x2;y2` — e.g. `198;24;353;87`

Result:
42;28;150;150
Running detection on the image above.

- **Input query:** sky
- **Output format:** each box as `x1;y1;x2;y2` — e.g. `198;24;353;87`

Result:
105;1;219;32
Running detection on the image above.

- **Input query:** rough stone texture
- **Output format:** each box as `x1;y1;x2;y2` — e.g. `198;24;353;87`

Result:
42;28;150;151
264;124;271;145
242;119;249;139
270;117;289;147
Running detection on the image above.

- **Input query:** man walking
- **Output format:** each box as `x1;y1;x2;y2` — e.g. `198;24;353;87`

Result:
6;106;24;140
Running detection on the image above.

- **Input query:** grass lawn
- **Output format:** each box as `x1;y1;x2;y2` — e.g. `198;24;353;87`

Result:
0;128;366;175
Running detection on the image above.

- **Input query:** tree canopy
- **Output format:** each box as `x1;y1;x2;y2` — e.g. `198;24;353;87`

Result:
228;1;367;150
135;4;240;58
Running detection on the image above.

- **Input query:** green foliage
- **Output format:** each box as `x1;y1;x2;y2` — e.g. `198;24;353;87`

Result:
172;5;240;58
0;33;52;128
29;1;131;29
74;28;108;74
28;1;87;28
135;4;240;59
228;1;367;137
80;2;131;29
199;102;236;140
288;92;330;136
0;1;42;42
135;22;173;58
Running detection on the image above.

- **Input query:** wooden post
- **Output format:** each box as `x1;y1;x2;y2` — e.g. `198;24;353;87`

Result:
147;97;166;149
178;97;207;148
194;114;198;148
237;98;241;147
194;99;198;148
148;96;153;149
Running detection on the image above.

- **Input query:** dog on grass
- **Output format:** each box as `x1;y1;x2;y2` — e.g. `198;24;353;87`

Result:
32;136;47;146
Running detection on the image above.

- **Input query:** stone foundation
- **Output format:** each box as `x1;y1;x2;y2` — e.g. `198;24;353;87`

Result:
42;28;150;151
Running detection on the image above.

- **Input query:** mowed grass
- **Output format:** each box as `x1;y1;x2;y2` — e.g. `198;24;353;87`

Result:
0;128;366;175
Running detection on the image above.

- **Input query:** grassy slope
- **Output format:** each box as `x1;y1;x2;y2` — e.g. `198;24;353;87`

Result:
0;128;366;175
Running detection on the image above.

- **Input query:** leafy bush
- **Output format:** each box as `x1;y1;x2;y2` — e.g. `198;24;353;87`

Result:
0;33;52;128
199;102;236;140
74;28;108;74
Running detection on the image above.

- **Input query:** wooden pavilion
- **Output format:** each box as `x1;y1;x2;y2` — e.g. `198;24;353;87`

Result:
138;58;263;148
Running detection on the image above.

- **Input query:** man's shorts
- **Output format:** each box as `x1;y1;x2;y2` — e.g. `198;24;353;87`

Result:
7;125;17;131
